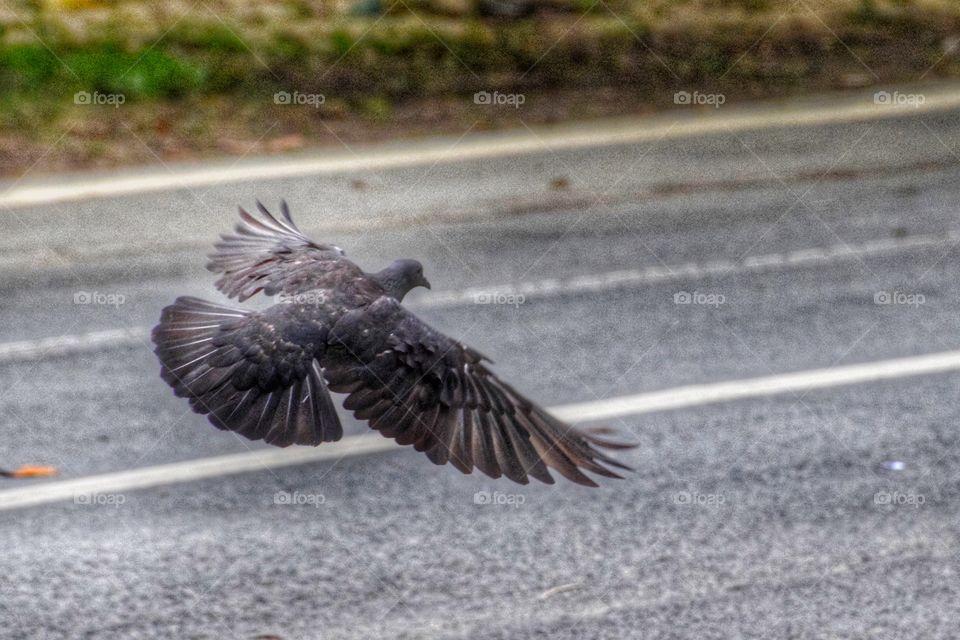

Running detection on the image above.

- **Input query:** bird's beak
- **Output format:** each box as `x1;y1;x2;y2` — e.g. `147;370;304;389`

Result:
421;277;432;290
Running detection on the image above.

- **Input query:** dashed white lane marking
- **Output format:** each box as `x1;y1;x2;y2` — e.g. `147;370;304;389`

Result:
2;349;959;511
3;86;960;209
0;230;952;365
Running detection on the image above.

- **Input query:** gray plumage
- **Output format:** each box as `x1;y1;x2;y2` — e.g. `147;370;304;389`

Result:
152;201;632;486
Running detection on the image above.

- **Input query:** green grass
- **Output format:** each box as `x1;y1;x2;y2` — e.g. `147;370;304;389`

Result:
2;0;960;173
2;0;959;104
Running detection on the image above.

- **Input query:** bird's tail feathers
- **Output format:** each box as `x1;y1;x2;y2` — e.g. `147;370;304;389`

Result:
152;296;342;447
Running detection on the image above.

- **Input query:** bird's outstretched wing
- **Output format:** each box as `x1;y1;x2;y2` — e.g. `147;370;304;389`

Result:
207;201;363;301
324;297;633;486
152;296;343;446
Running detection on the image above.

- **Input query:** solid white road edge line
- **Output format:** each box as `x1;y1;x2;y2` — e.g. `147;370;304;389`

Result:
0;230;950;365
4;86;960;209
2;348;959;511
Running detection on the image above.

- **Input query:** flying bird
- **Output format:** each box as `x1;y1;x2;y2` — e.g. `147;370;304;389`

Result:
152;202;633;486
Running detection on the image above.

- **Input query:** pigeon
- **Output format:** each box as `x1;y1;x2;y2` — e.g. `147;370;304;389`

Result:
152;201;633;486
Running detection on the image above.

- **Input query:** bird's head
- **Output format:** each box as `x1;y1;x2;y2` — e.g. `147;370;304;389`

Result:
373;259;431;301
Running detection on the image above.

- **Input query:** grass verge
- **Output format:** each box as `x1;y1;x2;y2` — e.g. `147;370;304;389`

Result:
2;0;960;175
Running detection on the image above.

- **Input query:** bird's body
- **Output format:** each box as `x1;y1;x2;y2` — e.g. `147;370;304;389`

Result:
153;201;632;486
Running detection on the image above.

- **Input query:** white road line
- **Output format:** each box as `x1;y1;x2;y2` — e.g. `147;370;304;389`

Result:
551;349;960;422
0;230;951;366
4;86;960;209
426;230;957;307
2;349;960;511
0;327;149;362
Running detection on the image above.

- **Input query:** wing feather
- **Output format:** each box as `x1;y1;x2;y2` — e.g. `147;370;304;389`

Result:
323;297;633;486
207;201;362;301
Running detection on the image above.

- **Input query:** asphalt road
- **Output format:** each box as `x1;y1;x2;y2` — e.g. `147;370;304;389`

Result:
4;88;960;639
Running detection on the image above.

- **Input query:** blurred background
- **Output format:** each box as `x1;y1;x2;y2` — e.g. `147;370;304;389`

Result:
2;0;960;173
